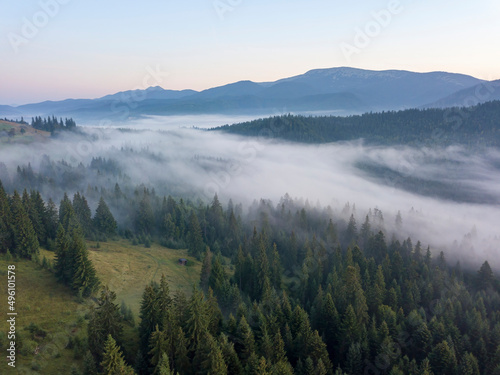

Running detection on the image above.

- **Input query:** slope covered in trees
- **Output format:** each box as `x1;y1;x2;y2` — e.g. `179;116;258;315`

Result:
31;115;77;133
212;100;500;147
1;173;500;374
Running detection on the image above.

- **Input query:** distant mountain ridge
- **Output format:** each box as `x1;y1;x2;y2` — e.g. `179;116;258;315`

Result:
0;67;494;122
424;79;500;108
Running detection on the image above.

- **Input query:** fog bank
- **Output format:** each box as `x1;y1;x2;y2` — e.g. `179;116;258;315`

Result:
1;116;499;270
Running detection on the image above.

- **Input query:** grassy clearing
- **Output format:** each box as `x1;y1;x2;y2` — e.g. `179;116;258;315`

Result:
41;239;202;315
0;240;202;373
0;256;87;374
0;120;50;143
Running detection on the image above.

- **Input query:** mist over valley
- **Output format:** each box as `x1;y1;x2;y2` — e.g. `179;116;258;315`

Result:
1;111;499;271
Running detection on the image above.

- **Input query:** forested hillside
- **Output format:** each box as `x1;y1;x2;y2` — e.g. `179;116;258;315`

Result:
1;168;500;374
212;100;500;147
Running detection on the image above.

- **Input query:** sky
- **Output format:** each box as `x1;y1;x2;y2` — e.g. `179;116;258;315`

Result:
1;0;500;105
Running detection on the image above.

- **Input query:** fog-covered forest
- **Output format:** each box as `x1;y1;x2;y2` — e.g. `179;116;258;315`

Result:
1;106;500;374
213;101;500;147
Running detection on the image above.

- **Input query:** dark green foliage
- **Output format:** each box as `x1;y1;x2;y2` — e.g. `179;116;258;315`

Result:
213;102;500;147
54;224;71;284
54;223;99;296
200;247;212;292
94;197;117;236
59;193;77;232
477;261;494;290
82;350;98;375
10;190;39;258
187;211;204;259
71;227;100;296
73;192;93;238
135;194;154;235
2;162;500;375
31;115;77;133
0;180;14;252
100;334;135;375
88;287;123;364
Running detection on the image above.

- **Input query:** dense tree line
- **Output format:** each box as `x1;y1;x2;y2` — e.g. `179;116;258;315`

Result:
80;189;500;374
0;181;101;296
1;117;28;124
31;115;77;133
212;100;500;147
3;171;500;374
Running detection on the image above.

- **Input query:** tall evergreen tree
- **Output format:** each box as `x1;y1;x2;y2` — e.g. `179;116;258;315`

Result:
173;327;190;375
187;212;204;259
149;325;168;371
88;287;123;364
70;226;99;296
156;353;172;375
344;214;357;245
10;190;39;258
0;180;14;252
139;283;160;355
54;224;71;284
73;192;93;237
477;261;494;290
100;334;135;375
24;189;46;246
94;197;117;236
200;247;213;292
135;195;154;235
185;287;208;350
44;198;59;242
197;333;228;375
59;193;76;231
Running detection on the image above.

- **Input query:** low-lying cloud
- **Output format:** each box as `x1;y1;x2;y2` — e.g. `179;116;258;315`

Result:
1;115;499;270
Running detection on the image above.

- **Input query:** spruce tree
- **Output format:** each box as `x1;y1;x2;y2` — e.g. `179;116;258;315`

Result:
82;350;98;375
477;261;494;290
0;180;14;252
459;352;480;375
25;190;46;246
149;325;168;370
157;274;172;330
70;226;99;296
139;283;160;355
10;190;39;258
156;353;172;375
59;193;76;231
94;197;117;236
220;333;243;375
100;334;134;375
135;194;154;235
185;287;208;350
236;316;255;364
200;247;212;292
197;333;228;375
209;252;228;295
73;192;93;238
187;212;204;259
173;327;190;375
429;340;457;375
45;198;59;242
270;243;282;290
88;287;123;364
54;224;71;284
344;214;357;245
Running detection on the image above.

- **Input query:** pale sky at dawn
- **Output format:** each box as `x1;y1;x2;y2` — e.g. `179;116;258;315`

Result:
1;0;499;105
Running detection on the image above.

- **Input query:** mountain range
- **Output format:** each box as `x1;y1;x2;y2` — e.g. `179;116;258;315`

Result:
1;67;497;123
